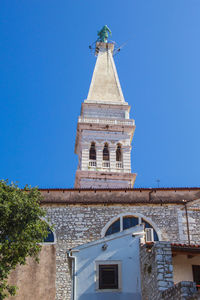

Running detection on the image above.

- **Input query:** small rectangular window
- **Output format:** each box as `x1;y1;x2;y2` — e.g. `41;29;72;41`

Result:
96;261;121;291
99;264;118;289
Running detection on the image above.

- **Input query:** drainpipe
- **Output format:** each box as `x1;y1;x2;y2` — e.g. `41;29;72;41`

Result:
67;251;75;300
183;200;190;245
72;257;75;300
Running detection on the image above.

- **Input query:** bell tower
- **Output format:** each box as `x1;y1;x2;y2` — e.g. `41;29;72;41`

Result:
74;40;136;188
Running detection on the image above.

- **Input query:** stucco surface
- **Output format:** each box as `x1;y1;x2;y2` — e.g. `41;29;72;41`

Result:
71;227;142;300
173;254;200;284
8;245;56;300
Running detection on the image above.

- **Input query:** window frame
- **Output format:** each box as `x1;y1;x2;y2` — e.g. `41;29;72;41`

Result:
101;213;161;241
95;260;122;292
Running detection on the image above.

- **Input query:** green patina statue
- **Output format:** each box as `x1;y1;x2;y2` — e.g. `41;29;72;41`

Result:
97;25;112;43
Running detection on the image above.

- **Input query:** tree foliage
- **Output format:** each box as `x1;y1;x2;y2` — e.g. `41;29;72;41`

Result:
0;180;49;299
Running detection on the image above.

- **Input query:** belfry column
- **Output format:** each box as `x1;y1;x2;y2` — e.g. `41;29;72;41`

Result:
109;145;117;172
123;146;132;173
81;143;89;171
96;144;103;169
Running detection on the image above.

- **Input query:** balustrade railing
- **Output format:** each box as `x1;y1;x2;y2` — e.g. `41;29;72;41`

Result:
88;160;96;167
116;162;123;169
78;117;134;126
102;162;110;168
88;160;124;170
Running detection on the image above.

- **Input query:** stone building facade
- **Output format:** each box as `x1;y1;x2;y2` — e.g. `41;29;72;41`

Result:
9;188;200;300
8;40;200;299
42;188;200;300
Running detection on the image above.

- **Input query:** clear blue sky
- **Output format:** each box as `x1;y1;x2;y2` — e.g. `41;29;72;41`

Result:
0;0;200;188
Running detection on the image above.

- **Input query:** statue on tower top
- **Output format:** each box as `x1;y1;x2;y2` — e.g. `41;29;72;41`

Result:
97;25;112;43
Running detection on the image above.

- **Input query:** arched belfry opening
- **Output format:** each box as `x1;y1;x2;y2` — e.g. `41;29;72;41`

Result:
116;144;122;162
103;143;109;161
89;142;96;160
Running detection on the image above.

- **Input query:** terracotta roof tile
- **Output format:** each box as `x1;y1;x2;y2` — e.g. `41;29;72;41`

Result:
171;243;200;254
171;243;200;248
39;187;200;205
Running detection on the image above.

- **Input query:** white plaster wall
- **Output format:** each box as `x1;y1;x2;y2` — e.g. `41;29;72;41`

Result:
173;254;200;283
72;228;142;300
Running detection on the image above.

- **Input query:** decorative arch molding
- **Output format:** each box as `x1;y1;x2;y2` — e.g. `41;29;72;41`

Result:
100;212;162;240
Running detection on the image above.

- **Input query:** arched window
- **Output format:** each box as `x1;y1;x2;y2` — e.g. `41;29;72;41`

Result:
89;142;96;160
43;227;55;243
123;215;138;230
116;144;122;162
103;143;109;161
104;215;159;241
4;226;55;244
105;218;120;236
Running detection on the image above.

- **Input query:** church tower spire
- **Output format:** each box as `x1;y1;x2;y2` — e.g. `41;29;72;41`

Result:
74;36;136;188
87;43;125;103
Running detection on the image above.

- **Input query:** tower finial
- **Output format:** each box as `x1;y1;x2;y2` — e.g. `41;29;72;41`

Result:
97;25;112;43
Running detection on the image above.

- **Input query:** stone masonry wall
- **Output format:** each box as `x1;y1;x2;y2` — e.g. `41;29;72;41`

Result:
140;242;198;300
43;202;200;300
187;291;200;299
140;242;174;300
40;189;200;299
161;281;197;300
